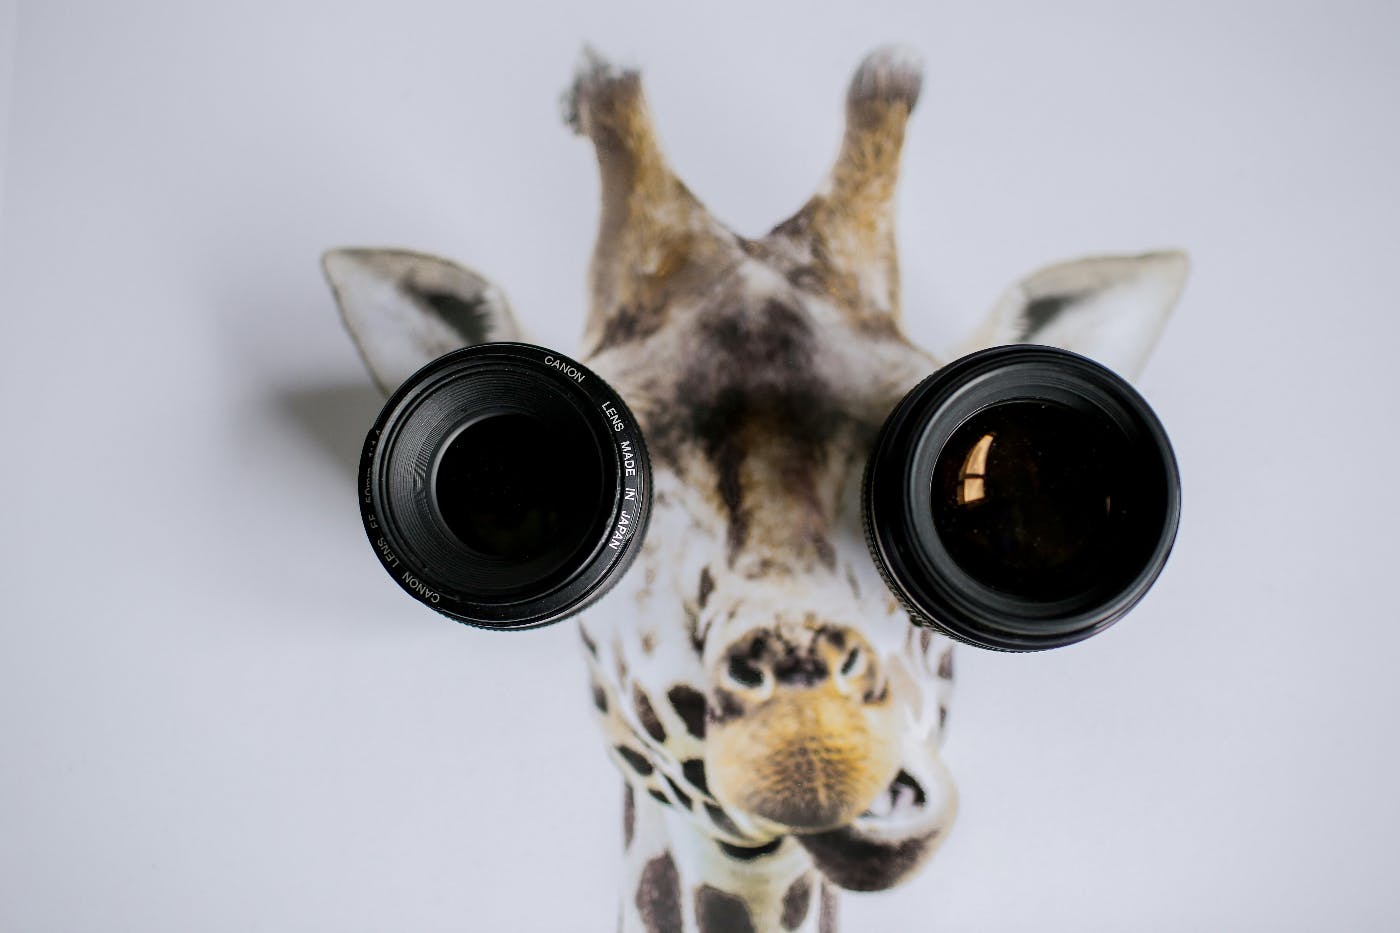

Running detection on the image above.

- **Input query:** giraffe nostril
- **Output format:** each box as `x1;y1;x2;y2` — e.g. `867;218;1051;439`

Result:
840;646;863;678
727;655;766;689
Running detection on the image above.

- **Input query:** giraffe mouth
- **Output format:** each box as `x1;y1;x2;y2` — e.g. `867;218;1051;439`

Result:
794;756;955;892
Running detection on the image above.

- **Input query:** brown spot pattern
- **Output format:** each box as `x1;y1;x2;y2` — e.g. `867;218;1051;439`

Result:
705;802;743;836
937;647;953;679
663;775;693;810
781;876;811;931
681;758;709;795
819;882;838;933
696;885;755;933
667;684;707;738
636;853;682;933
634;685;667;743
623;784;635;849
697;567;714;608
616;746;653;777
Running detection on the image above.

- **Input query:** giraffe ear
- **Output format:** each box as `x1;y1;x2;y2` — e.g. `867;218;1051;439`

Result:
322;248;523;394
958;250;1189;380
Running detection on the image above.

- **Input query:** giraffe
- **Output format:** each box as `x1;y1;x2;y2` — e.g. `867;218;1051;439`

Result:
322;45;1188;933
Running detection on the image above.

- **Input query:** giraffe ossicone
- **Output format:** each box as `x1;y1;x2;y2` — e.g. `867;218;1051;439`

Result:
324;44;1188;933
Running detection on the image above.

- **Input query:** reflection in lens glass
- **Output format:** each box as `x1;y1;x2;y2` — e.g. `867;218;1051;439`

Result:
931;400;1143;602
956;433;993;504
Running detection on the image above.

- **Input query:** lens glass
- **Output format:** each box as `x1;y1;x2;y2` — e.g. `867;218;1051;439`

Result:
930;399;1143;602
434;411;608;575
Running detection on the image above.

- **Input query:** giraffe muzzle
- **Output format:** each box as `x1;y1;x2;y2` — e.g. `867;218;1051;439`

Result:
705;687;901;832
705;627;901;832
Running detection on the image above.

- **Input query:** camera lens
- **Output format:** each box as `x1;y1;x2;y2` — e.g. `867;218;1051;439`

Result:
932;399;1137;602
434;412;605;566
864;345;1180;651
359;342;651;630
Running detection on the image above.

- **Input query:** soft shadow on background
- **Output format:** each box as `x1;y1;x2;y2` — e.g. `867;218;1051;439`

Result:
273;382;384;478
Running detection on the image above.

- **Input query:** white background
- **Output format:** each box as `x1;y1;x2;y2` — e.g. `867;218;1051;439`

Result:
3;2;1398;930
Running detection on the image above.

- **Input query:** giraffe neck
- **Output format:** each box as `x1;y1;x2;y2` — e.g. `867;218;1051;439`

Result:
619;784;836;933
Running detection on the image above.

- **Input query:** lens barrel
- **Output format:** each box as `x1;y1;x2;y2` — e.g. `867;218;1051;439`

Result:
864;345;1180;651
359;342;651;630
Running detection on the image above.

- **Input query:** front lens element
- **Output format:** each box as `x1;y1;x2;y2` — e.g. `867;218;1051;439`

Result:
434;411;608;574
931;399;1139;603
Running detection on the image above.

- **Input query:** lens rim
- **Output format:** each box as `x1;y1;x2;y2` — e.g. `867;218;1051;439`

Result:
864;344;1180;652
360;342;651;631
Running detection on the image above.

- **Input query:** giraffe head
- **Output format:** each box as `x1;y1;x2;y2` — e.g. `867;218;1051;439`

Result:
324;45;1188;906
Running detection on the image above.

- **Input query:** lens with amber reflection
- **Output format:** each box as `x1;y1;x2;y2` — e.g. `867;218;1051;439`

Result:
864;346;1180;652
